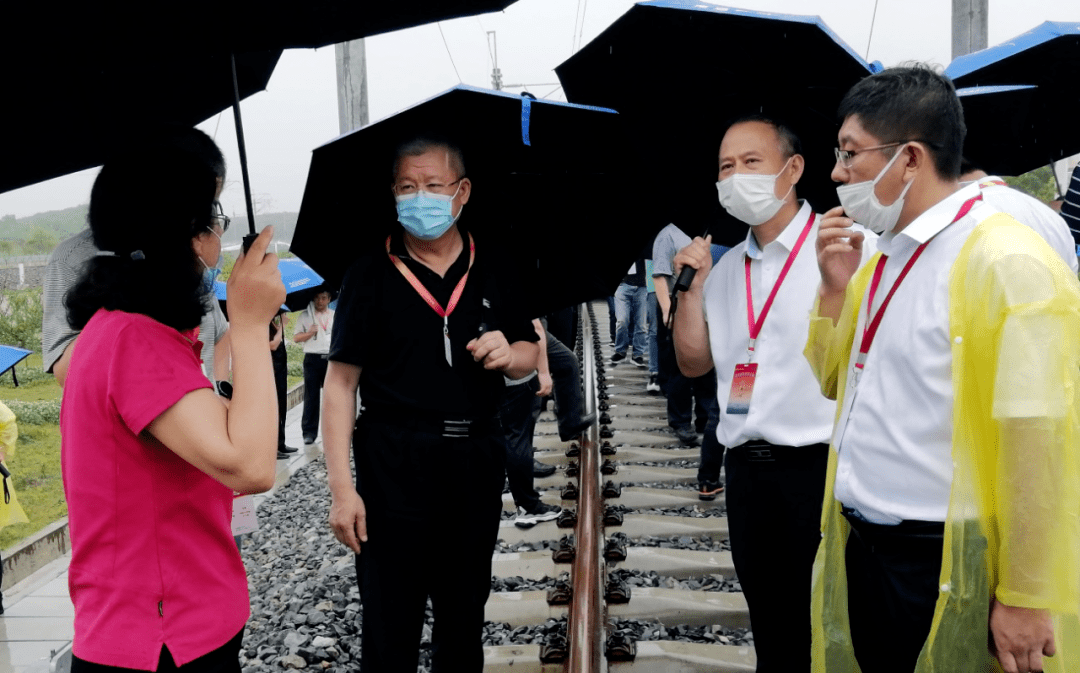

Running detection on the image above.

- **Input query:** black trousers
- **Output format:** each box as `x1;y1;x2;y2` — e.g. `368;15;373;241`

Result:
844;513;945;673
271;342;287;448
301;353;328;439
353;418;505;673
71;629;243;673
546;330;587;439
499;378;542;511
725;442;829;673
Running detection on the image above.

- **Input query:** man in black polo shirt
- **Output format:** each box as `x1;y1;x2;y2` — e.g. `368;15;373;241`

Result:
322;137;539;673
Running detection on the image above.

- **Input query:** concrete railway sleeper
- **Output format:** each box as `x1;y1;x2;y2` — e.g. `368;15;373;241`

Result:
483;300;755;673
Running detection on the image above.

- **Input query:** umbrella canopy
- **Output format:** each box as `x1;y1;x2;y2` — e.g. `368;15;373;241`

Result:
946;21;1080;175
955;85;1042;176
0;49;280;196
555;0;874;247
291;85;653;317
0;345;33;387
278;258;328;312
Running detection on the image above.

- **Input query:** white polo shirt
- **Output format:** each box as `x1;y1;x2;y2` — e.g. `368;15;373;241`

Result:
702;201;876;449
833;183;994;525
977;176;1078;273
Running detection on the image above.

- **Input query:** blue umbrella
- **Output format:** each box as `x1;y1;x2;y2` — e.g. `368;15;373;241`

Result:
0;345;32;387
556;1;875;246
947;22;1080;175
278;258;326;312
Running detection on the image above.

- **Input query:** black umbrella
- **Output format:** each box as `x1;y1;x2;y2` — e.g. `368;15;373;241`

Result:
290;85;655;317
2;1;519;238
555;0;874;247
946;21;1080;176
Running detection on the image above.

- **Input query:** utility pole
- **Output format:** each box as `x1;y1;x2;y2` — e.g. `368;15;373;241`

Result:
335;39;369;135
952;0;988;60
488;31;503;91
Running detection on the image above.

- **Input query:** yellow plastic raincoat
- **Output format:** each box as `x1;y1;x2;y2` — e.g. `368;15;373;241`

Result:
0;402;29;529
805;214;1080;672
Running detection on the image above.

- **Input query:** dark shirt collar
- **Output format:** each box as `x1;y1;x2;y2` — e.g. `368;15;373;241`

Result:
389;221;473;286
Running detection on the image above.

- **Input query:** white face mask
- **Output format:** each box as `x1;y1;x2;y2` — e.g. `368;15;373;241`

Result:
836;144;913;235
716;156;794;227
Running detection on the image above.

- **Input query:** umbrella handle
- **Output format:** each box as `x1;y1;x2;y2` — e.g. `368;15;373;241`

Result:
242;233;259;254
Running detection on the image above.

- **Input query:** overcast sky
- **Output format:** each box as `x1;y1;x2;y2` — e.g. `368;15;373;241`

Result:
3;0;1079;223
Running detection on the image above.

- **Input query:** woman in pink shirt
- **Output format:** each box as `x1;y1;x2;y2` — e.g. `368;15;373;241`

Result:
59;129;284;672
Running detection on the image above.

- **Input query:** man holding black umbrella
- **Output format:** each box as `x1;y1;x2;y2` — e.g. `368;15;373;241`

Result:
322;137;539;673
673;116;875;672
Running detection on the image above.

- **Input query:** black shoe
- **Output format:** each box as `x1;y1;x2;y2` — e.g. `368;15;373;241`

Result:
278;445;299;454
674;426;700;446
303;436;316;445
611;352;627;364
533;459;557;478
559;412;597;441
647;374;660;393
276;450;292;460
698;480;724;501
515;502;562;528
632;356;646;368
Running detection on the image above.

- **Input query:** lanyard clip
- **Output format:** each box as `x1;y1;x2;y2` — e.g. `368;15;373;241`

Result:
746;338;756;362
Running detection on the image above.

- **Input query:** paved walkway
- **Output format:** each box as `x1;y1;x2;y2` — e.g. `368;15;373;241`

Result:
0;401;322;673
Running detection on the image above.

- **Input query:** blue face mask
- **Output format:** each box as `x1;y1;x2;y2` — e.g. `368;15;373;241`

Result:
395;182;463;241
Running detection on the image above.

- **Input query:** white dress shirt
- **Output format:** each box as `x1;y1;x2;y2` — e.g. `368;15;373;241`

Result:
977;176;1079;273
834;183;995;525
702;201;876;448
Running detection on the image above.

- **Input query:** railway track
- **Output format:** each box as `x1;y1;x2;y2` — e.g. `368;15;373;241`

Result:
484;300;755;672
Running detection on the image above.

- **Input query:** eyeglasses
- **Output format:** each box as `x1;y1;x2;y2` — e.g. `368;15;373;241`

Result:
211;201;231;233
392;176;465;197
833;142;906;169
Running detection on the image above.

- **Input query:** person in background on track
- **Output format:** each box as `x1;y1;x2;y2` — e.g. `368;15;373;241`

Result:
958;159;1078;273
611;251;650;367
270;311;298;460
808;64;1079;673
645;258;660;393
652;225;725;461
321;136;539;673
292;288;335;445
60;129;284;672
674;115;876;673
501;319;563;528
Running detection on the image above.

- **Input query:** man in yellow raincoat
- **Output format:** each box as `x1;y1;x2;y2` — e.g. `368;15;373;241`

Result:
806;64;1079;673
0;401;30;613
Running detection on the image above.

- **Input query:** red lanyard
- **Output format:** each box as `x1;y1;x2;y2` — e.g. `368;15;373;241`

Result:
743;212;816;356
855;194;982;372
387;233;476;366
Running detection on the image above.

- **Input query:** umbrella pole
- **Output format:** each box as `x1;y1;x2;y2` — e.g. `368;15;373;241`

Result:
230;53;259;240
1049;161;1065;200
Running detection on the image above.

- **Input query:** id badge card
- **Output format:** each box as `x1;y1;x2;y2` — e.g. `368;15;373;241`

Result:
726;363;758;415
231;493;258;536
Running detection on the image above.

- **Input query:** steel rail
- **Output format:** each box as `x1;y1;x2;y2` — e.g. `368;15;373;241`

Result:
567;305;604;673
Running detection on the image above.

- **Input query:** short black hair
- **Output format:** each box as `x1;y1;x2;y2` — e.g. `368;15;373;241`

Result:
392;136;466;181
724;114;803;158
837;63;965;179
66;127;223;332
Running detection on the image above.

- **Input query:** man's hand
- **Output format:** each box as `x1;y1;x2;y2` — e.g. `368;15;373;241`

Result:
467;330;514;371
990;599;1055;673
672;235;714;295
537;372;553;397
816;206;865;297
329;489;368;554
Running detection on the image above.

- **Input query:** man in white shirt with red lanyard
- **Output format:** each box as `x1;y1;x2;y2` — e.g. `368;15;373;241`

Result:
672;115;874;673
292;287;335;445
808;64;1079;673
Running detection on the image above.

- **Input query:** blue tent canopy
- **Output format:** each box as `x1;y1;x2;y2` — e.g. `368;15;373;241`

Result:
0;345;33;387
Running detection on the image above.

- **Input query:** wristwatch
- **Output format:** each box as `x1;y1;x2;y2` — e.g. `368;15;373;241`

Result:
215;380;234;399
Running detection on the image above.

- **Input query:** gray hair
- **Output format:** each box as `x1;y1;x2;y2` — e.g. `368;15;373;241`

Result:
392;137;466;180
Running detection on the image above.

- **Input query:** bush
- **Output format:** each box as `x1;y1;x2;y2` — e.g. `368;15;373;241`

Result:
0;287;44;350
3;399;61;425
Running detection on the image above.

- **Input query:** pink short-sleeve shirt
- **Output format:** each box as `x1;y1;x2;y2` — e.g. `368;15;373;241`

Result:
60;310;249;670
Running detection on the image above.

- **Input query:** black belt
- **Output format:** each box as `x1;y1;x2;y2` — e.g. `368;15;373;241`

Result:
359;404;499;439
732;440;829;463
842;507;945;552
